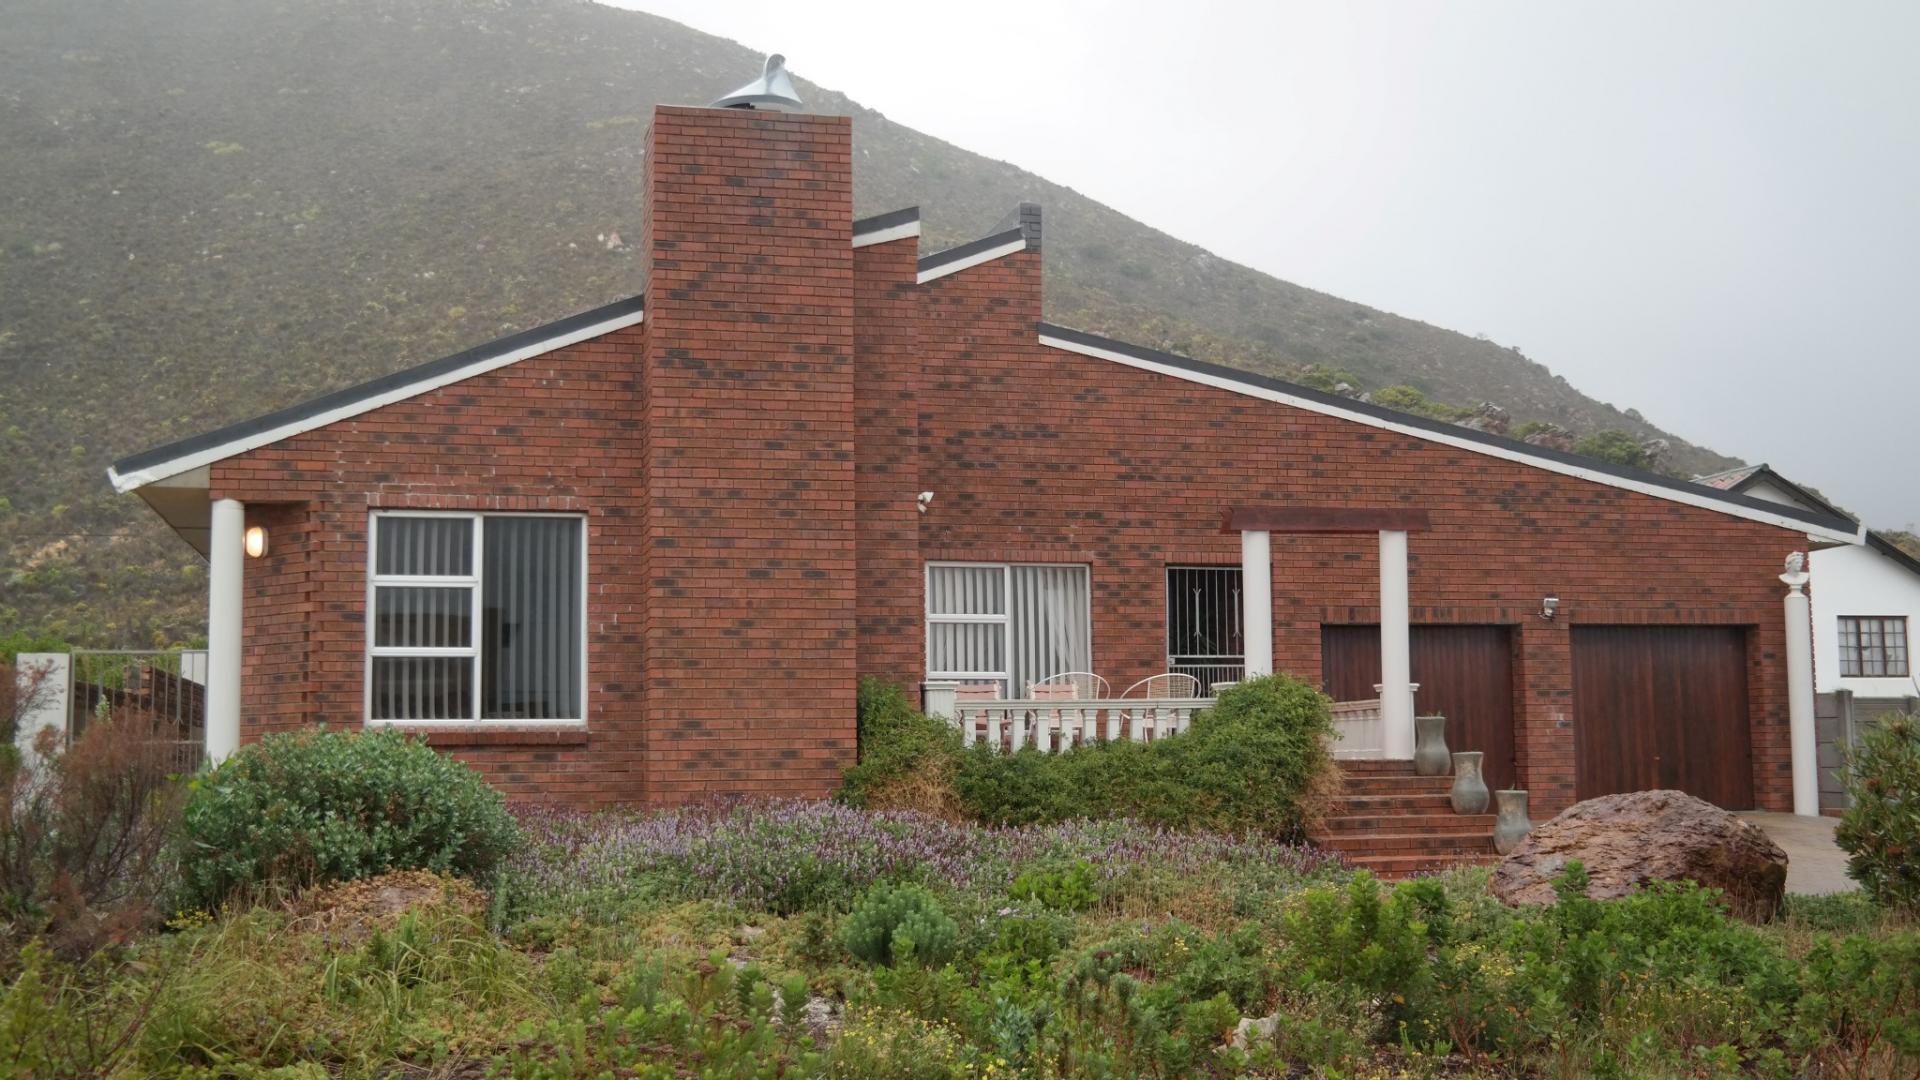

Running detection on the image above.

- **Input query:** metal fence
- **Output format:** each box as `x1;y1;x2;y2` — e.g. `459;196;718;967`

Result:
1166;566;1244;693
65;649;207;770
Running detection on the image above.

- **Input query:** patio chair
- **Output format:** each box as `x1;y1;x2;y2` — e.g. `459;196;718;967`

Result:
1119;673;1202;699
1028;671;1110;699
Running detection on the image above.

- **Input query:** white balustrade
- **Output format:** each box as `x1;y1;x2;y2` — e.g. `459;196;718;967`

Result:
951;697;1213;753
1329;698;1386;758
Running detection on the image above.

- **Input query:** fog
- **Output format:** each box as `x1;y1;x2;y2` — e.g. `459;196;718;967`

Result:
611;0;1919;527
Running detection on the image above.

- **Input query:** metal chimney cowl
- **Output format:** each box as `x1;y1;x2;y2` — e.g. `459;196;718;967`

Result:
711;54;803;111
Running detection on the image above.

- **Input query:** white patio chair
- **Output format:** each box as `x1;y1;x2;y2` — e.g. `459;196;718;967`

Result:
1119;673;1201;699
1118;673;1202;742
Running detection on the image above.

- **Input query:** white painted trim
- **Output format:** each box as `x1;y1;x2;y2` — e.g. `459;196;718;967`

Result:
1037;332;1865;544
109;308;646;493
852;220;921;248
917;237;1028;285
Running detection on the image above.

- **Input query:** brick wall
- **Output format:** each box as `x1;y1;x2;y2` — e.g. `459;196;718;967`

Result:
206;101;1809;815
637;106;859;801
909;251;1802;815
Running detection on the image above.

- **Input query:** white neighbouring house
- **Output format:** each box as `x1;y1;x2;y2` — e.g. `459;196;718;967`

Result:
1696;465;1920;811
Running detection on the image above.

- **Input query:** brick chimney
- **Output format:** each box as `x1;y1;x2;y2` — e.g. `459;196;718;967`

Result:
638;104;859;802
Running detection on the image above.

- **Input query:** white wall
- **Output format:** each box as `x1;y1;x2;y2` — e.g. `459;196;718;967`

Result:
13;652;70;765
1811;544;1920;696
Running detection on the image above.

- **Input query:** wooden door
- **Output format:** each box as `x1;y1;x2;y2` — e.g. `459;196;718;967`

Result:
1570;625;1753;808
1321;624;1518;790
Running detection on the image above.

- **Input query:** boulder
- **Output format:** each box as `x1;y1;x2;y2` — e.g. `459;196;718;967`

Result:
1490;790;1788;921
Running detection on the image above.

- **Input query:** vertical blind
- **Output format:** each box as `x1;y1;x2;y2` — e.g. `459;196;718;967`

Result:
925;563;1089;695
482;517;582;719
370;514;584;722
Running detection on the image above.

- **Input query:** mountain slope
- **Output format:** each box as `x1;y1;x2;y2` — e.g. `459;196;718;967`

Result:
0;0;1738;644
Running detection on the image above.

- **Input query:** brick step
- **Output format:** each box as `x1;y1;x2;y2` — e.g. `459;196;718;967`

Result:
1337;776;1454;795
1321;812;1496;834
1328;793;1458;813
1340;852;1502;879
1320;831;1495;856
1335;760;1423;776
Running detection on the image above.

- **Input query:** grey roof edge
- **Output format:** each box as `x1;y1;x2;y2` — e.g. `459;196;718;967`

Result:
916;225;1029;275
1035;321;1862;537
1722;464;1853;522
111;293;646;481
852;206;920;235
1865;531;1920;579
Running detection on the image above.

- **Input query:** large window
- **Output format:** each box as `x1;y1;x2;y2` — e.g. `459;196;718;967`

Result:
369;513;585;723
1838;616;1910;678
925;563;1090;696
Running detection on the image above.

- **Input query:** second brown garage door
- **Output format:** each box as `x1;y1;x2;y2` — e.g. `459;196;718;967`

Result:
1571;625;1754;808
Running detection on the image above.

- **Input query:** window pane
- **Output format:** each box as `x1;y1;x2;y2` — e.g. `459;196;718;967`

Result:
482;517;583;720
376;516;473;577
928;565;1006;616
1009;565;1091;695
1889;620;1910;676
374;587;473;648
929;622;1005;678
370;656;473;720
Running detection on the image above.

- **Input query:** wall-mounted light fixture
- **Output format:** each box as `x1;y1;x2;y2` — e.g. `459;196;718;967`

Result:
917;491;934;514
244;525;267;559
1539;595;1558;621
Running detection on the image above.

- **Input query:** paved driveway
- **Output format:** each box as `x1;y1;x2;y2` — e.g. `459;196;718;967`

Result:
1739;812;1857;895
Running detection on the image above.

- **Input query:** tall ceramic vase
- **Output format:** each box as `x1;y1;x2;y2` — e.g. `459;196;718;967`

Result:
1413;715;1451;776
1450;751;1489;814
1493;790;1532;854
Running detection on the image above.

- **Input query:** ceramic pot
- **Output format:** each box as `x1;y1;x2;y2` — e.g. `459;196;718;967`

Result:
1493;789;1532;854
1450;751;1489;815
1413;715;1451;776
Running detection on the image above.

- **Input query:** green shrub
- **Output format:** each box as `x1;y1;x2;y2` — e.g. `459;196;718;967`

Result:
838;680;966;818
955;673;1339;837
176;727;518;909
840;883;958;968
1008;859;1099;912
1836;712;1920;912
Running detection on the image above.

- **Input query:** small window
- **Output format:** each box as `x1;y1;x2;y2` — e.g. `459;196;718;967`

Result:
1166;566;1244;692
1838;616;1910;678
925;563;1090;696
369;513;585;722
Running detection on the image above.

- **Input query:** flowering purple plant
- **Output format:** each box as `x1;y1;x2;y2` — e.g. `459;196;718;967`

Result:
507;800;1344;917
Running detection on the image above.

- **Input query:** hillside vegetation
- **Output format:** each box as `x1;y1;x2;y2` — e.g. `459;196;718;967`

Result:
1;0;1740;644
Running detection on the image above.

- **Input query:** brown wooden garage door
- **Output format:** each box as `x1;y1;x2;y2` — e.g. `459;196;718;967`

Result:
1571;626;1753;808
1322;625;1517;790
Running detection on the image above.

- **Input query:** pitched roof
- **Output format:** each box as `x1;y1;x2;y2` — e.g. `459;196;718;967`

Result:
1866;531;1920;579
108;295;646;492
1689;463;1851;521
1036;323;1862;542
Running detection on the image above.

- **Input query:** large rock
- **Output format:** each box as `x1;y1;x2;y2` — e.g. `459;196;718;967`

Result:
1490;790;1788;921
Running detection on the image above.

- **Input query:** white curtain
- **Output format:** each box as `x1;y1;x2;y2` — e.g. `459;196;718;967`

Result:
1009;565;1090;695
482;517;582;719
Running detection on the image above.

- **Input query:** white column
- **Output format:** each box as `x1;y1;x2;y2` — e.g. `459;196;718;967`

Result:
206;497;245;764
1379;529;1415;759
1241;529;1273;678
1781;555;1818;816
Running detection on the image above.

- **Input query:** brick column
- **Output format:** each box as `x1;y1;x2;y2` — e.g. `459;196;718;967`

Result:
1515;619;1576;815
639;106;858;802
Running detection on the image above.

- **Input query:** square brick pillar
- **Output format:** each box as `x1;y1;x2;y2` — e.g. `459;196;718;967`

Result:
639;105;858;801
1514;619;1576;815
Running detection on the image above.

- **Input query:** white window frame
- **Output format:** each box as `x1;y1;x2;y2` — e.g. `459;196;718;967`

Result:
924;561;1091;696
365;510;589;727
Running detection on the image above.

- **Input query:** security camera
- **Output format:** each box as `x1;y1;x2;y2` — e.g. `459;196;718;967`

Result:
917;491;934;513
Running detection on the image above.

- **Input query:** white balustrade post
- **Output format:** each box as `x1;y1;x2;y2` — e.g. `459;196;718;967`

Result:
1379;529;1415;760
1780;553;1819;816
921;681;958;721
1241;529;1273;678
206;497;245;764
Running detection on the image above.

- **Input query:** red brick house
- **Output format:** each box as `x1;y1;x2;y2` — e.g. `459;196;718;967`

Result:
109;92;1860;818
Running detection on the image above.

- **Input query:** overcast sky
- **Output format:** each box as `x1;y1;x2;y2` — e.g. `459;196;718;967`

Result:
610;0;1919;529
